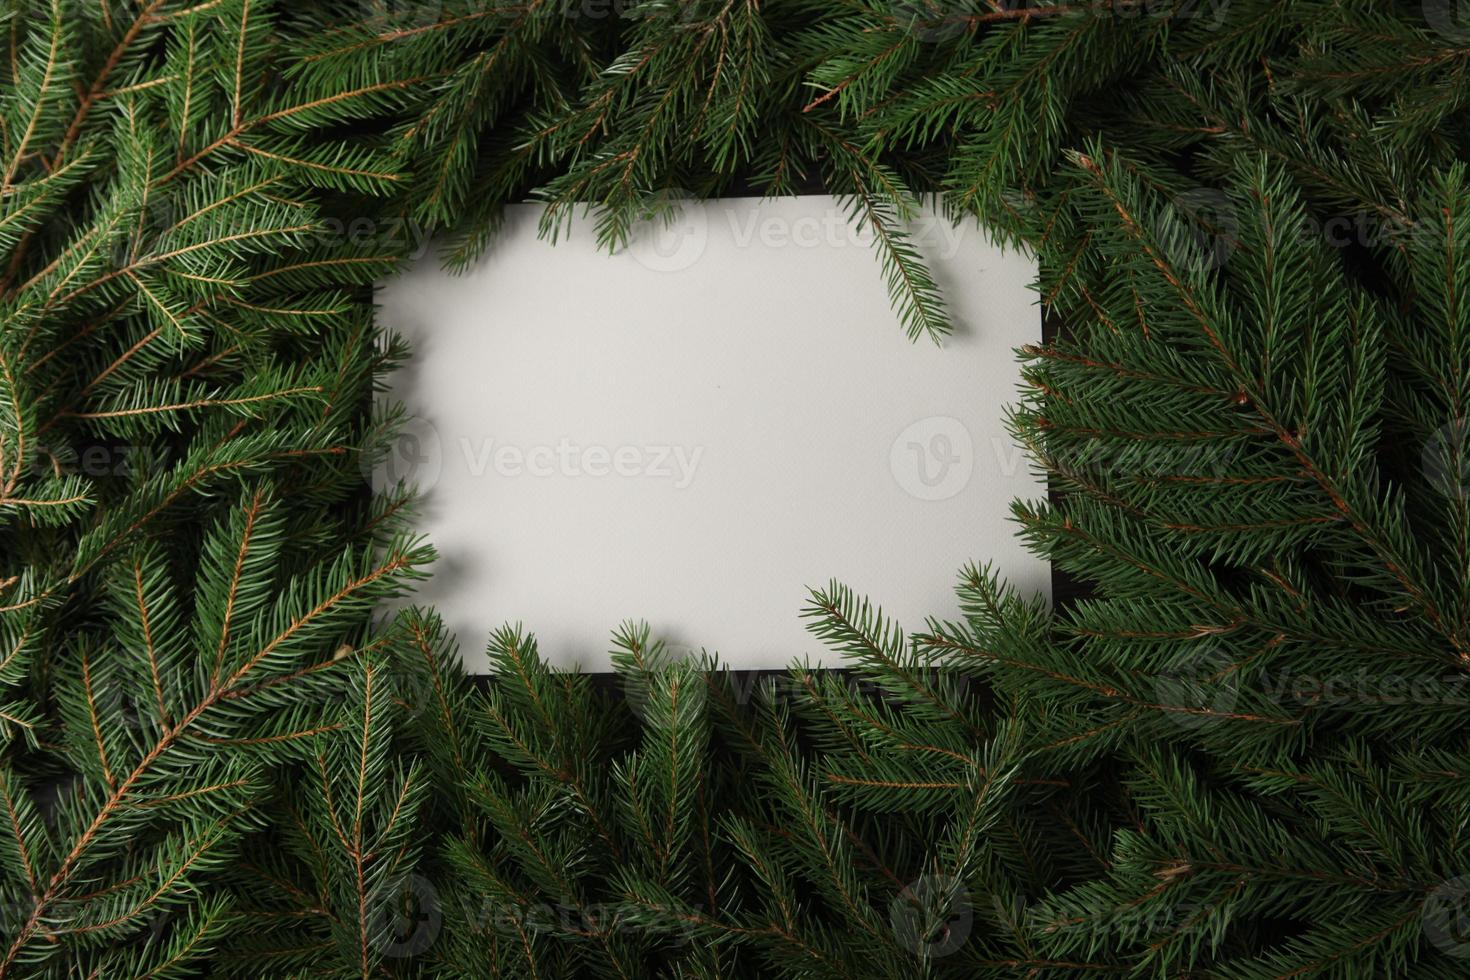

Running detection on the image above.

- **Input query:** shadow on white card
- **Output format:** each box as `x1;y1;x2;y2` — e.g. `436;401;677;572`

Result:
374;196;1049;672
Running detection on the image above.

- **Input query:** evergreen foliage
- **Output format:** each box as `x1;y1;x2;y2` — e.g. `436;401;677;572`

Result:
1;0;1468;976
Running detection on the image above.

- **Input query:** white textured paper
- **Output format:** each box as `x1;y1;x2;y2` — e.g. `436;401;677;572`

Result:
375;196;1048;671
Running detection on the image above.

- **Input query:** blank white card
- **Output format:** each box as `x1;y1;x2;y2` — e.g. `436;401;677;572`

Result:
375;196;1049;671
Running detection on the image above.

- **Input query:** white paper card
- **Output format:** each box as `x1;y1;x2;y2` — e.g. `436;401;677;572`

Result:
375;196;1049;671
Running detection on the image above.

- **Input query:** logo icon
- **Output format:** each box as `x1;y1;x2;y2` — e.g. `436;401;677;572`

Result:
368;873;441;959
626;189;708;273
1156;187;1238;274
1424;1;1470;42
890;873;972;957
889;0;971;42
91;667;151;733
890;416;973;501
365;416;443;493
1153;645;1241;731
1424;417;1470;501
1425;876;1470;958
